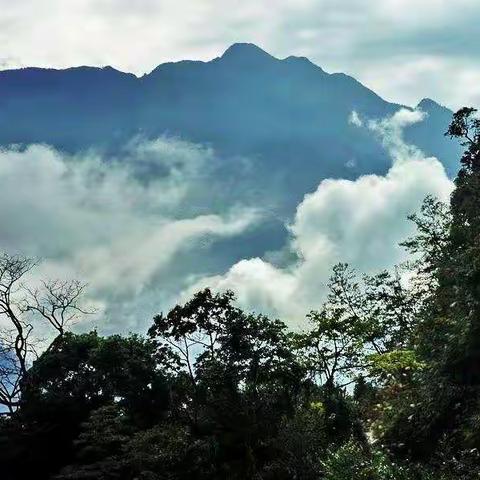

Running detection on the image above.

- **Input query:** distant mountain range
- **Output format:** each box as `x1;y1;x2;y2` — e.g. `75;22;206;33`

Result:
0;43;460;214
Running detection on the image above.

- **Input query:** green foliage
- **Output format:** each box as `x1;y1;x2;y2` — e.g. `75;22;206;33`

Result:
22;332;169;425
382;106;480;460
400;195;451;279
273;404;328;479
148;289;307;478
322;441;413;480
0;332;169;480
368;350;425;383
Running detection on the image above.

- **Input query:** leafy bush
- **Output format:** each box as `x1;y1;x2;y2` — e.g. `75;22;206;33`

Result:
321;441;412;480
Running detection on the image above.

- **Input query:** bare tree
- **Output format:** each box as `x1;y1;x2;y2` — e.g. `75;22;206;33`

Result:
25;279;89;337
0;253;90;414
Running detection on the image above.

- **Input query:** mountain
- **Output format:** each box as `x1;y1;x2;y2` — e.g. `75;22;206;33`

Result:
0;43;461;212
406;97;460;171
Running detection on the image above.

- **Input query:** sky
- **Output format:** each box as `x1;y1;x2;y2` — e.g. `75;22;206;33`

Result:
0;0;479;110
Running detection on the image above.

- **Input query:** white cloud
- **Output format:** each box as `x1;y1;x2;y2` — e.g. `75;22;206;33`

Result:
0;108;456;331
0;140;258;329
185;109;453;324
358;56;480;111
182;258;300;320
367;108;428;162
349;110;363;128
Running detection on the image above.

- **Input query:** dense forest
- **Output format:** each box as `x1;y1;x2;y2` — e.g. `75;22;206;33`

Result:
1;108;480;479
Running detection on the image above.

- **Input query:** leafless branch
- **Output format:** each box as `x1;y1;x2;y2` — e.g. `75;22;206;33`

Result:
0;253;90;414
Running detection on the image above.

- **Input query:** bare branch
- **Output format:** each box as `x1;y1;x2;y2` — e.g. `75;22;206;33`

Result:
23;279;93;335
0;252;90;414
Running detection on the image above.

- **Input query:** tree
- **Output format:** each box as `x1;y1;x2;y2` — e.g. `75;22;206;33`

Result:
0;253;88;414
296;263;421;391
443;107;480;380
148;289;305;479
0;331;169;480
376;108;480;463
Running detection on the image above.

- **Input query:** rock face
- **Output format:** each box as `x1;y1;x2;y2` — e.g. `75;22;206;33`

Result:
0;43;460;210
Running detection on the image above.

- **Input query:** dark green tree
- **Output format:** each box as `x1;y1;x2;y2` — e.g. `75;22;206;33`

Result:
381;108;480;467
0;332;169;480
149;289;306;479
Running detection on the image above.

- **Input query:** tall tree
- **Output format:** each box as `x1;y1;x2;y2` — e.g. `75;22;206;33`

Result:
149;289;305;478
381;108;480;461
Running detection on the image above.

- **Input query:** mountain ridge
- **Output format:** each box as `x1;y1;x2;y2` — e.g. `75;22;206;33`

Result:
0;43;445;112
0;43;460;193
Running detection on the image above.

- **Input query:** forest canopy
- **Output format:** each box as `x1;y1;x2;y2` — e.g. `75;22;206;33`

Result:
1;108;480;479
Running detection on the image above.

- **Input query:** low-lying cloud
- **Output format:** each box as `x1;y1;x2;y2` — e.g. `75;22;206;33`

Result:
0;139;258;331
184;109;454;324
0;109;456;331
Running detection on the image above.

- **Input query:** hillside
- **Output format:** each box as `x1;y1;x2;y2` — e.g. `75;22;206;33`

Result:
0;43;460;213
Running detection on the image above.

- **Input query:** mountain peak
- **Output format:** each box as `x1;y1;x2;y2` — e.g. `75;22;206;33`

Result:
417;98;447;112
220;43;276;63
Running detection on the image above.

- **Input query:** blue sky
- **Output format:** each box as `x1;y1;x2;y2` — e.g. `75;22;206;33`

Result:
0;0;478;109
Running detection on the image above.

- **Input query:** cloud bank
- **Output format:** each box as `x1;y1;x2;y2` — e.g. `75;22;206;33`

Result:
184;109;454;324
0;108;456;331
0;139;258;331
